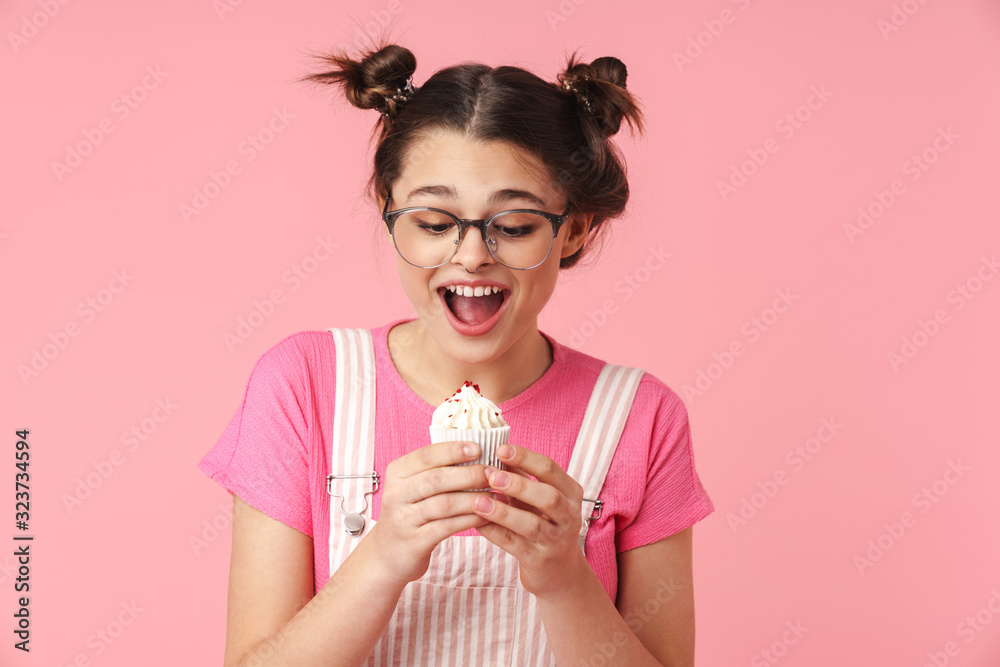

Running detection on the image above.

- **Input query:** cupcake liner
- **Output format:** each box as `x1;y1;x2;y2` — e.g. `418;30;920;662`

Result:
429;425;509;491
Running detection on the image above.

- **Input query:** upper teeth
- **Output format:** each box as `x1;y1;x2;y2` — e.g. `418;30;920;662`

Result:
446;285;504;297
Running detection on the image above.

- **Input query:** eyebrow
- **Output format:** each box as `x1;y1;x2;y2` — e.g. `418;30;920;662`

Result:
404;185;549;209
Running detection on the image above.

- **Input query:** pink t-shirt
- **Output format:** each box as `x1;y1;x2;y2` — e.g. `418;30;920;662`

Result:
198;318;714;600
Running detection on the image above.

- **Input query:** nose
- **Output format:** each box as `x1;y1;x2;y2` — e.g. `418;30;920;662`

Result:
449;222;495;272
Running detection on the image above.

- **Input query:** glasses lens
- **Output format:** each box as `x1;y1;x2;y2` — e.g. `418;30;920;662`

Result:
391;210;556;269
392;210;460;267
487;212;555;269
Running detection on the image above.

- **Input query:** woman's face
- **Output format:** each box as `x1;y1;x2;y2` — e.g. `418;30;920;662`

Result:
387;129;589;366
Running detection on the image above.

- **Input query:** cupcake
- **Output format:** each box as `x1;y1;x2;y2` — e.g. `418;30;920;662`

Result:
429;381;509;479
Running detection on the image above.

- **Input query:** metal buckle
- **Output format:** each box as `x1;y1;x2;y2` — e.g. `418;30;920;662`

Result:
585;498;603;521
578;498;603;550
327;472;380;536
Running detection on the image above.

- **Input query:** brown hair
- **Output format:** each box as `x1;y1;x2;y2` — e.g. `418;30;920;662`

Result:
300;43;644;269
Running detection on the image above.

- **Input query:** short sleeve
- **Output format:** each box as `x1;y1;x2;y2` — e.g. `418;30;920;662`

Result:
197;335;315;538
616;382;714;552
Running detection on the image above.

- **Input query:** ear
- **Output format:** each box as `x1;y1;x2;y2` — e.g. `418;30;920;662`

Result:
559;212;593;258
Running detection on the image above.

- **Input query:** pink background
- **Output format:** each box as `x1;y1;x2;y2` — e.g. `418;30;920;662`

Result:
3;0;999;665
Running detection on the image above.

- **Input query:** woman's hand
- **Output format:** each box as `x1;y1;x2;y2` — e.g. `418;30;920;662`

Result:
365;440;492;588
472;443;588;598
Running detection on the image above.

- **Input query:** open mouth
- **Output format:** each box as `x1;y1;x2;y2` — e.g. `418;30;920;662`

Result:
441;284;508;327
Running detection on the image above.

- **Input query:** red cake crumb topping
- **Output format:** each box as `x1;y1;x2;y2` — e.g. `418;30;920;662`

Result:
459;380;481;394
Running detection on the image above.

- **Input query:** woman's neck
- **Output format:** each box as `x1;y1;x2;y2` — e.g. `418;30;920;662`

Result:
387;319;553;407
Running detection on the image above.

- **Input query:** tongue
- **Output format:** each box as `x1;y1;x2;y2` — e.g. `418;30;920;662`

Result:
448;292;504;326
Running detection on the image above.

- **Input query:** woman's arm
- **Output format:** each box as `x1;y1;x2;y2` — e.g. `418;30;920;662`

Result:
223;495;406;667
222;440;492;667
534;530;695;667
474;445;697;666
616;529;696;666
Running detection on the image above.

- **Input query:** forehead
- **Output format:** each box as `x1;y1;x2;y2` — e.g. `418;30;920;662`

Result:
396;129;563;206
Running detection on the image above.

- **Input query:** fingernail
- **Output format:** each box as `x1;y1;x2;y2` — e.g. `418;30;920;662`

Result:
475;496;494;513
464;443;480;458
484;466;496;479
497;444;514;460
490;471;510;488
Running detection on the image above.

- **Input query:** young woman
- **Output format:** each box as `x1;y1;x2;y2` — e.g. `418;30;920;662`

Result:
198;43;714;666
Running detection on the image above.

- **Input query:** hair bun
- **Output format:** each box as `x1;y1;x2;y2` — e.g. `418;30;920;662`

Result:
301;43;417;118
559;54;642;139
589;56;628;88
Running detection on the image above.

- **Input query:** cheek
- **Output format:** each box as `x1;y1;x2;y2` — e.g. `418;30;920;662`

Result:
396;263;455;321
518;264;561;309
397;263;431;304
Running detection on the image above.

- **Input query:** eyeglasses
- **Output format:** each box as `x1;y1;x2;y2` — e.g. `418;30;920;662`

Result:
382;197;571;270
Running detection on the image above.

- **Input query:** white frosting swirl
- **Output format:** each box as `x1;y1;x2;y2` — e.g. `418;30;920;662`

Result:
431;381;507;429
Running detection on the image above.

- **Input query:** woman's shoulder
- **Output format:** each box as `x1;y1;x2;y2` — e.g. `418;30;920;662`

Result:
250;323;394;381
252;330;337;370
548;333;686;412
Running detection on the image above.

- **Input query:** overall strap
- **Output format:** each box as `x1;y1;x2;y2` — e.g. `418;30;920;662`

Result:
565;363;645;550
327;328;378;573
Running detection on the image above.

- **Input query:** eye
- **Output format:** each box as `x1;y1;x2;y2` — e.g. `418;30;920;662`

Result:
416;219;455;234
400;210;456;235
491;213;546;239
493;224;535;238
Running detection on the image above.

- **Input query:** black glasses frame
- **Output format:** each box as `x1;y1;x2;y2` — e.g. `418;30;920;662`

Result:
381;198;572;270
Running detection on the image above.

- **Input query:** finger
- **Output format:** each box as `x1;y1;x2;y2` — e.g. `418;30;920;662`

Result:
499;496;546;521
473;492;553;544
495;444;582;501
484;470;545;517
485;469;537;514
483;467;575;527
390;440;482;478
400;464;491;502
492;493;550;524
474;521;520;554
419;513;492;546
495;462;535;482
413;491;493;526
